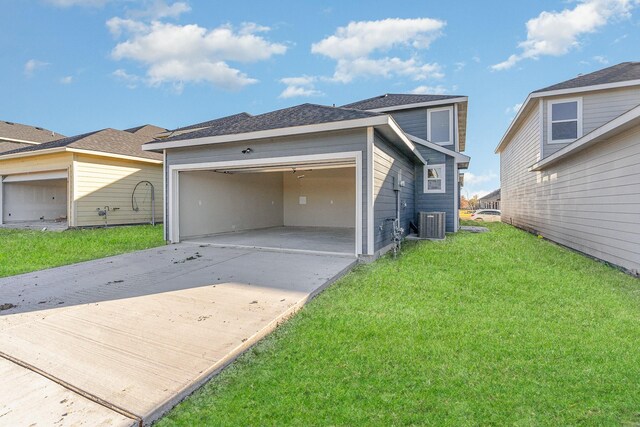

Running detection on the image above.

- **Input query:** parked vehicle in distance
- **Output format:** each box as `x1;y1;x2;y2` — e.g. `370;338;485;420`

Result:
471;209;501;222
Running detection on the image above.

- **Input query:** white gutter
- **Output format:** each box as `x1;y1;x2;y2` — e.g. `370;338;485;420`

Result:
0;146;66;160
529;104;640;171
495;78;640;154
0;146;162;164
0;137;42;145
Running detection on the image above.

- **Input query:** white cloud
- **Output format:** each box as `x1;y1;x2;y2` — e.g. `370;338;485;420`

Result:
411;85;448;95
505;102;523;115
593;55;609;64
127;1;191;20
311;17;445;83
60;75;74;84
45;0;111;6
108;20;287;91
24;59;49;77
492;0;637;71
462;171;499;199
279;76;323;98
332;57;443;83
112;68;142;89
454;61;466;72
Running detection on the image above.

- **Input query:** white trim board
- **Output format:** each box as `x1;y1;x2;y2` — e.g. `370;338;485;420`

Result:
366;127;374;255
405;133;471;163
2;170;67;183
167;151;364;256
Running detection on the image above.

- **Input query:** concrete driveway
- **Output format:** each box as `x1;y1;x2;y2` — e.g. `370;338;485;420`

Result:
0;244;356;426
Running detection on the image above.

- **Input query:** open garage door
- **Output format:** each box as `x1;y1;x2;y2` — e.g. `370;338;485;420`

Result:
176;160;358;255
1;170;68;224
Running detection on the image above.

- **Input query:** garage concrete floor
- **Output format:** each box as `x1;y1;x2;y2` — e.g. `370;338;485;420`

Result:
188;226;356;255
0;244;356;426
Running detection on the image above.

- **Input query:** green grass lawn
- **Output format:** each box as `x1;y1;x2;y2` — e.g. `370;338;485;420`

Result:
0;225;164;278
158;222;640;426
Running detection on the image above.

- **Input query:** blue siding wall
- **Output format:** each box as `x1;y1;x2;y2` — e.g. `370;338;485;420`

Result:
414;146;456;232
389;106;456;151
372;132;415;251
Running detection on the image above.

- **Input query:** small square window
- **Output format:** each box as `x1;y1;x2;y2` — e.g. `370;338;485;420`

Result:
424;164;445;193
548;99;581;143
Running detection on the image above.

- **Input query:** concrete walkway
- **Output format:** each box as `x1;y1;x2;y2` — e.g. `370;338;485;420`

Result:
0;244;356;425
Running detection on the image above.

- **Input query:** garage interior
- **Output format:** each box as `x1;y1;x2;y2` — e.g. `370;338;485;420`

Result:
1;172;68;226
178;162;356;255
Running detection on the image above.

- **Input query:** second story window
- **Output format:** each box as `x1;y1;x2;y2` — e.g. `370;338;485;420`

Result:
548;98;582;143
428;107;453;145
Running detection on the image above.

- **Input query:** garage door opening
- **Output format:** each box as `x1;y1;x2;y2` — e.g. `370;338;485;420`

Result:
2;172;68;226
177;162;357;255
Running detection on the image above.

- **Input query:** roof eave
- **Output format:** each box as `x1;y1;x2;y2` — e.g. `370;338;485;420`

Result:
529;104;640;171
0;146;67;160
142;116;390;152
365;96;468;113
0;146;162;164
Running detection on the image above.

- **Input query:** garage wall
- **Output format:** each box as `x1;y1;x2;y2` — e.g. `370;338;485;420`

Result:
283;167;355;228
74;154;163;227
166;129;370;252
2;179;67;222
178;170;284;239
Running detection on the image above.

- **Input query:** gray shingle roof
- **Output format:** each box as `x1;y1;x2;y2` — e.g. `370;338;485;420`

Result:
341;93;463;110
479;188;500;201
0;120;65;143
0;128;162;161
124;124;167;138
172;112;252;132
0;141;31;154
159;104;383;143
533;62;640;93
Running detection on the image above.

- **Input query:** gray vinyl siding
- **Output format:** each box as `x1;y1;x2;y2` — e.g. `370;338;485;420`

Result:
390;109;428;140
414;146;456;232
372;132;415;251
165;129;370;253
501;105;640;274
388;106;456;151
542;87;640;158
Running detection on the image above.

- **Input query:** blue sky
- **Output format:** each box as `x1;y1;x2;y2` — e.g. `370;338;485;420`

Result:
2;0;639;197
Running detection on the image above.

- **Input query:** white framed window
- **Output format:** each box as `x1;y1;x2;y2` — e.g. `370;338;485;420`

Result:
548;98;582;144
424;164;446;193
427;106;453;145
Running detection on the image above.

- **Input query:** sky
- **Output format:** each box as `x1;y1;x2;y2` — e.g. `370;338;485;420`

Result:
2;0;639;197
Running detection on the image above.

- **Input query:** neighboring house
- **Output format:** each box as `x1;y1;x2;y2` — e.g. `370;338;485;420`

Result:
143;94;470;259
0;120;65;154
496;62;640;275
478;189;500;210
0;126;166;228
